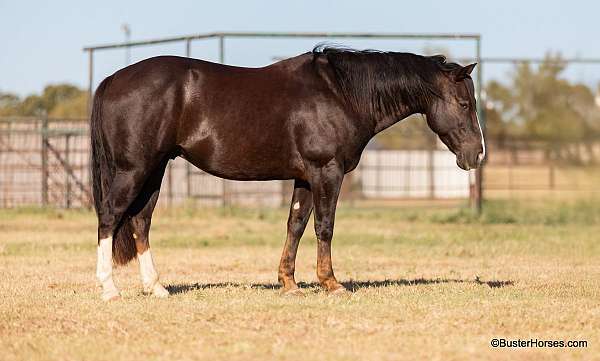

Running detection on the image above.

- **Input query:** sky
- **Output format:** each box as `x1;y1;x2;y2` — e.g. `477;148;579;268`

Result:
1;0;599;97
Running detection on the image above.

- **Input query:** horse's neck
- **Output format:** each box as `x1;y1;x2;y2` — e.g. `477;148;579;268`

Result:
368;78;429;136
314;56;428;137
372;107;420;135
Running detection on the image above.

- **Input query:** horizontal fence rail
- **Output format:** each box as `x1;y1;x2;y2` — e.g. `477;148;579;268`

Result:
1;117;596;208
0;117;477;208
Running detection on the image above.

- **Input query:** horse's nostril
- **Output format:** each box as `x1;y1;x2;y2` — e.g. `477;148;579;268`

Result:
477;151;484;166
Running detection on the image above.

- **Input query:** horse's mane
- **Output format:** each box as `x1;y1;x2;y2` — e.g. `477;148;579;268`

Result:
312;45;462;117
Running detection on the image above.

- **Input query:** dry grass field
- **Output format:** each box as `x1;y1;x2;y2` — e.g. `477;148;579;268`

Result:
484;165;600;200
1;200;600;360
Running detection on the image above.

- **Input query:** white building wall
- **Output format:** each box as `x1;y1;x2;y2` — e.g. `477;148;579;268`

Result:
360;150;469;199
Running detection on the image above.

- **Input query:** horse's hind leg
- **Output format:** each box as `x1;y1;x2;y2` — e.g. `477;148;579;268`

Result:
97;168;152;301
278;179;313;295
129;159;169;297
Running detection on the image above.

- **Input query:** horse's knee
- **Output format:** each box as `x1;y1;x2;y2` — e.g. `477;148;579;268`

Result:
315;222;334;242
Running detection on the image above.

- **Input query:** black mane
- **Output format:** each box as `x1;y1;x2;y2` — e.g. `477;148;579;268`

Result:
312;45;462;117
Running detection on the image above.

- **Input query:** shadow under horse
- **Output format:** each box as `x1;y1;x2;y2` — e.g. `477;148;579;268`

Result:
90;45;485;301
166;277;513;296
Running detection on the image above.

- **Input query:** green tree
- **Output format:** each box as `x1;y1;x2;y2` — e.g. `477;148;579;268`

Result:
484;53;600;163
0;91;21;116
0;84;87;118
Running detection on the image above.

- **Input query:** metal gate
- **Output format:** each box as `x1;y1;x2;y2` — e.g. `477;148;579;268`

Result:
0;117;91;208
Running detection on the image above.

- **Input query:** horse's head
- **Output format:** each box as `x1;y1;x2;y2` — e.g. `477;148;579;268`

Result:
425;63;485;170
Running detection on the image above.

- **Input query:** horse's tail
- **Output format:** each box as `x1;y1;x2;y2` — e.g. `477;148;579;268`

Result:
90;76;137;265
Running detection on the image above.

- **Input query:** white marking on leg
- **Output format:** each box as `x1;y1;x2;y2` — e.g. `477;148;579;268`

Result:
96;237;120;301
293;201;300;210
138;249;169;298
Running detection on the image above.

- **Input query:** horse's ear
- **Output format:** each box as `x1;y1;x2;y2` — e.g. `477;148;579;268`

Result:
454;63;477;81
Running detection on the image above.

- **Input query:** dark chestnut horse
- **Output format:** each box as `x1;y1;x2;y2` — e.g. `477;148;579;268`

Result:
92;46;485;301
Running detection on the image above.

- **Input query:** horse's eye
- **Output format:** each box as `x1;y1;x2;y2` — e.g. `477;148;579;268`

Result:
459;101;469;110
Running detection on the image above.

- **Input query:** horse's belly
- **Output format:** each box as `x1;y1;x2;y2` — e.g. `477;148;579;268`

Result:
181;139;300;181
189;158;298;181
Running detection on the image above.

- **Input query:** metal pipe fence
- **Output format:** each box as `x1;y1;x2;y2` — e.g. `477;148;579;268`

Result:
0;117;477;208
2;117;597;208
82;31;484;212
0;117;90;208
6;32;598;208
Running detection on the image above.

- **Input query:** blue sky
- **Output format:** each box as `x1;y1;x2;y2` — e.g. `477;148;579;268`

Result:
1;0;598;96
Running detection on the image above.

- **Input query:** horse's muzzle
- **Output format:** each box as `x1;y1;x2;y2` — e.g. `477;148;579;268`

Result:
457;150;484;171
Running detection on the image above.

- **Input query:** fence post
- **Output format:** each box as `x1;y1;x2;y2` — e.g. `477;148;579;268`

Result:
280;180;289;208
469;171;476;209
472;35;484;214
376;150;382;197
475;168;483;212
86;50;95;208
549;151;555;190
219;35;225;63
222;180;232;207
41;116;49;207
428;135;435;199
65;134;71;208
87;50;94;118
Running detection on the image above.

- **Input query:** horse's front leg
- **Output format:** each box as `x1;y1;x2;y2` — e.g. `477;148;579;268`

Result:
278;179;314;295
308;159;346;294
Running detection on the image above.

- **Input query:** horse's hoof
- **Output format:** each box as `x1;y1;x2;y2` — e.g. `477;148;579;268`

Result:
101;290;121;302
152;283;170;298
328;287;350;297
281;288;304;297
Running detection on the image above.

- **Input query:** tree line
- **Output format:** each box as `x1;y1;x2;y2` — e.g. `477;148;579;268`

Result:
486;54;600;163
0;84;87;118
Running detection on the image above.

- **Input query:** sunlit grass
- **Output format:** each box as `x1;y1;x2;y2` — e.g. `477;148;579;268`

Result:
1;201;599;360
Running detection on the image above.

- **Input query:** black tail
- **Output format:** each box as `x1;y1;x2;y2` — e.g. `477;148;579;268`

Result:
90;76;137;265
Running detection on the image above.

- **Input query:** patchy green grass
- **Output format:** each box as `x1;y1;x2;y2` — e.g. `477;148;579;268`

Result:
429;199;600;225
1;201;599;360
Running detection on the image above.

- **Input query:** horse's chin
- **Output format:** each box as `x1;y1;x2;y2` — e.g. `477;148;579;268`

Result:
456;155;473;171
